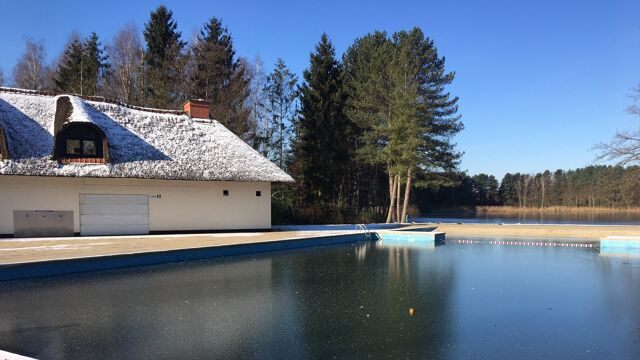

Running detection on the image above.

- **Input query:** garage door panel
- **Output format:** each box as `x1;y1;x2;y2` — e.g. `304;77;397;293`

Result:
80;195;149;206
80;214;149;225
80;205;149;216
80;194;149;236
81;223;150;236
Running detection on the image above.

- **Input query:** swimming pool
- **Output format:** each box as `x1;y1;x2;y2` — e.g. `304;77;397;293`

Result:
0;237;638;359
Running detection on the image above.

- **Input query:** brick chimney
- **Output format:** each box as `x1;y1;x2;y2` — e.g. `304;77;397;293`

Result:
183;100;210;119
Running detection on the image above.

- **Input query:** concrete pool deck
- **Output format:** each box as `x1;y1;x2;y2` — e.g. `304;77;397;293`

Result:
0;230;368;266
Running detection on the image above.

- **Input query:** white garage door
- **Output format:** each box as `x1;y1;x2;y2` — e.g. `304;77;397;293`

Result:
80;194;149;236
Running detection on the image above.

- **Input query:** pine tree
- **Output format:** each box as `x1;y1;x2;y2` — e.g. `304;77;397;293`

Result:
215;57;252;138
343;32;393;215
83;32;108;96
54;34;85;94
143;5;185;108
343;28;462;222
190;17;234;101
54;32;107;96
189;17;251;139
292;34;350;206
394;29;463;221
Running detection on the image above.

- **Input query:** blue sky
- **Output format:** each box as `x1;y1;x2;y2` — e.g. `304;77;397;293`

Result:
1;0;638;179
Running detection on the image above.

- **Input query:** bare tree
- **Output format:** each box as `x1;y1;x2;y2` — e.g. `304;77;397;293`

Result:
595;129;640;165
246;55;267;152
596;86;640;165
0;68;4;86
263;58;298;168
105;23;144;104
12;38;48;90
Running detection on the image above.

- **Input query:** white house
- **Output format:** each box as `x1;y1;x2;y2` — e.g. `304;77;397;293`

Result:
0;88;293;237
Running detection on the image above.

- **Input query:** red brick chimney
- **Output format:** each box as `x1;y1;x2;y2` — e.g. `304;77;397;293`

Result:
183;100;210;119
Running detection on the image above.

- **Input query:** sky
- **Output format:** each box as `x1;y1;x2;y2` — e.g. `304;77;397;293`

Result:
0;0;638;179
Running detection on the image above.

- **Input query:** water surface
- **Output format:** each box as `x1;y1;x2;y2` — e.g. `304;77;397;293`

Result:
0;239;639;359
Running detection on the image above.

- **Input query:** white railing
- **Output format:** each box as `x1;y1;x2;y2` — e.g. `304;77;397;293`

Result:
355;224;373;241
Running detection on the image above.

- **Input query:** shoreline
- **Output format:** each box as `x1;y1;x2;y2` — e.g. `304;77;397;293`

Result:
425;223;640;240
428;206;640;215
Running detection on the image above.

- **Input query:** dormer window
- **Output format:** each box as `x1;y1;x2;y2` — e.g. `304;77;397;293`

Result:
54;122;109;164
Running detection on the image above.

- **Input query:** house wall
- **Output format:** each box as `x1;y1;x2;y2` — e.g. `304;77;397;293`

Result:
0;175;271;235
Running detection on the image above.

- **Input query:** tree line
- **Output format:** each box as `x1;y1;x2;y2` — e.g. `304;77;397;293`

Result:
417;165;640;210
1;5;464;224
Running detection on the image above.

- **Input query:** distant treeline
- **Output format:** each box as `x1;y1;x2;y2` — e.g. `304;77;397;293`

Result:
416;165;640;210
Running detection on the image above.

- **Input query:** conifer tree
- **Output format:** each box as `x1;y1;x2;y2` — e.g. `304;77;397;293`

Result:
292;34;350;205
54;34;86;94
389;28;463;221
343;32;394;213
189;17;251;138
54;32;107;96
83;32;108;96
343;28;462;222
191;17;234;101
143;5;185;108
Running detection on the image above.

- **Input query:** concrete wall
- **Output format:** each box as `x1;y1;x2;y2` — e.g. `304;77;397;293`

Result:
0;175;271;235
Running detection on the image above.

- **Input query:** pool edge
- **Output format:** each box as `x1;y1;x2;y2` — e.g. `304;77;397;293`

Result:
0;233;373;282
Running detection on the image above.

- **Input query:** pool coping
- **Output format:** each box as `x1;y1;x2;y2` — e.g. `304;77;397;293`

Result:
0;232;374;282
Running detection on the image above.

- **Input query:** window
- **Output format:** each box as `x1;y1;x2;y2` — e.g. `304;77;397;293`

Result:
54;122;106;162
223;190;229;196
83;140;97;155
66;139;81;155
256;191;262;197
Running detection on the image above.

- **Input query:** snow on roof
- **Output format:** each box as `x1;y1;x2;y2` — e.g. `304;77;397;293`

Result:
0;88;294;182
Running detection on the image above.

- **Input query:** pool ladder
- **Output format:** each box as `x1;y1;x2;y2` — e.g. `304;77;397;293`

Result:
356;224;373;241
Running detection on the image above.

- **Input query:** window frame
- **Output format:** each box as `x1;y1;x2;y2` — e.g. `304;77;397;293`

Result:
55;123;106;160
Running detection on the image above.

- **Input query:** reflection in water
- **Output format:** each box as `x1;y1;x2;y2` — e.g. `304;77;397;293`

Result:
281;241;454;359
0;241;638;359
599;248;640;257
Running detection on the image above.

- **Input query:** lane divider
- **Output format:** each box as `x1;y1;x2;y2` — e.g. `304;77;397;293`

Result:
449;239;595;248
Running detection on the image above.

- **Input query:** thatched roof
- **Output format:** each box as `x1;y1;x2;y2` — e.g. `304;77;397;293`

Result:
0;88;294;182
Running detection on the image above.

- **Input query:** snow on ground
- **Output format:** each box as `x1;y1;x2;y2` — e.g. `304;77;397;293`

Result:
272;223;407;231
0;89;293;182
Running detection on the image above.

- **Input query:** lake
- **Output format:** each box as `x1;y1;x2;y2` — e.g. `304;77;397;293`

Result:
0;238;639;359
